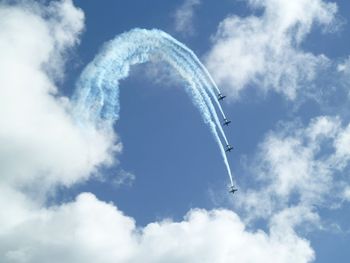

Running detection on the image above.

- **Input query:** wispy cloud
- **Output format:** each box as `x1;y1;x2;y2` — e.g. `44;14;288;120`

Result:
112;169;136;188
337;56;350;74
236;116;350;229
173;0;201;36
205;0;338;100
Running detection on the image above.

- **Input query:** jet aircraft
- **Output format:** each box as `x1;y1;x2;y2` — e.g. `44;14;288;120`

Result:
225;144;234;152
223;118;231;126
217;93;226;101
229;186;238;194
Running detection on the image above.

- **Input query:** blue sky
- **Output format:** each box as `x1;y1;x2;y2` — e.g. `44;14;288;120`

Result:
1;0;350;262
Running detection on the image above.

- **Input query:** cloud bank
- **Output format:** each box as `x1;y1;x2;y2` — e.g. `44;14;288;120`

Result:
0;0;119;191
2;192;314;263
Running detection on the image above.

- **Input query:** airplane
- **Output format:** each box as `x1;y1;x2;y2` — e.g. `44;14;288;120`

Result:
225;144;234;152
223;118;231;126
217;93;226;101
229;186;238;194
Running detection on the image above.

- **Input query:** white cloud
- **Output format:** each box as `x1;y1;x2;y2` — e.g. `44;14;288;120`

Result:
342;187;350;201
0;192;315;263
237;116;350;223
173;0;201;36
205;0;337;100
0;0;120;192
112;169;136;188
337;56;350;73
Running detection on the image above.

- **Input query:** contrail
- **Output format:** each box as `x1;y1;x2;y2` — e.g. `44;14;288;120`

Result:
72;28;235;186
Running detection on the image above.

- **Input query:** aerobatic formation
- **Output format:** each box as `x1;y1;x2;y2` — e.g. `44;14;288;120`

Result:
72;28;238;194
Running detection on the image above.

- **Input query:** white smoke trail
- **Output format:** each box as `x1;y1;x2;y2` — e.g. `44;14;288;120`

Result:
72;28;235;186
160;35;230;146
155;36;233;185
154;45;234;185
161;33;228;118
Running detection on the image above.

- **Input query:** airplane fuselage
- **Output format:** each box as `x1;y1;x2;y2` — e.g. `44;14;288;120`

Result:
218;94;226;101
229;186;238;194
223;119;231;126
225;145;233;152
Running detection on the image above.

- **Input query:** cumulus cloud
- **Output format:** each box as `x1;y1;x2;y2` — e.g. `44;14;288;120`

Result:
0;0;119;192
205;0;338;99
237;116;350;223
173;0;201;36
1;193;315;263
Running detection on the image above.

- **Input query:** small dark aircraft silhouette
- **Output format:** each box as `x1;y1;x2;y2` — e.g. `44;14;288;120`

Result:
217;93;226;101
229;186;238;194
223;118;231;126
225;144;234;152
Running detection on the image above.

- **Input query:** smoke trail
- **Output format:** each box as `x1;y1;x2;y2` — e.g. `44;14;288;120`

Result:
155;36;233;185
155;38;233;185
160;35;230;146
161;34;228;119
72;28;235;186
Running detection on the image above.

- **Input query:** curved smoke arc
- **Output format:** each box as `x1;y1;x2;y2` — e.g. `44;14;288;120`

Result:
72;28;235;186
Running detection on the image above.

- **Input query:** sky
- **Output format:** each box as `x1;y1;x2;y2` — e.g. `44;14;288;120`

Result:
1;0;350;262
